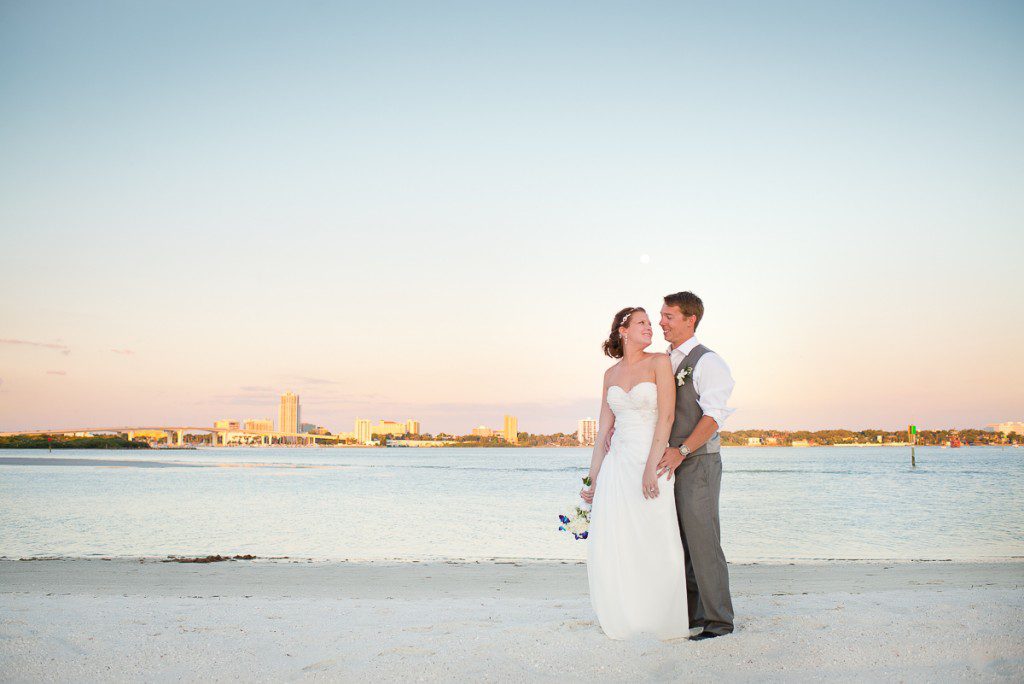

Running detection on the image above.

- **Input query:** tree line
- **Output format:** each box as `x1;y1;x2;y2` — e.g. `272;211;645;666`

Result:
718;428;1021;447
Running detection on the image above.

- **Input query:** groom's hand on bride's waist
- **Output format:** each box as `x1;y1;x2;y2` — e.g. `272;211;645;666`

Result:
656;448;685;480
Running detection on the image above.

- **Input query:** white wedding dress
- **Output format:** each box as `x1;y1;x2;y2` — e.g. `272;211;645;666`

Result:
587;381;690;640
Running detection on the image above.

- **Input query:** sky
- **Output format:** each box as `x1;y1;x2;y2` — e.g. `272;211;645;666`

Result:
1;1;1022;435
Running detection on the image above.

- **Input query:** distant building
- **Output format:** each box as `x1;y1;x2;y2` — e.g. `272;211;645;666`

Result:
577;418;597;446
134;429;172;440
279;392;300;434
471;425;494;438
746;437;763;446
791;439;811;447
405;419;421;435
372;420;407;437
503;415;519;444
354;418;372;444
214;419;240;430
244;418;273;432
299;422;317;434
988;421;1024;435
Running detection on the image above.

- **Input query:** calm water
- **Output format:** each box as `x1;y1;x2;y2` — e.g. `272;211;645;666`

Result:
1;446;1021;562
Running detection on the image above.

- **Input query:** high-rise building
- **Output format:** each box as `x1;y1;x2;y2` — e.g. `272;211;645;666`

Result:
503;415;519;444
372;420;407;437
471;425;494;437
279;392;300;434
406;419;421;435
244;418;273;432
355;418;372;444
578;418;598;446
214;419;240;430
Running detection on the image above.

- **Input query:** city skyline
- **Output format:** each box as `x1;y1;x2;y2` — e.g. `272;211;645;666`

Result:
1;2;1022;434
2;356;1020;435
205;407;514;441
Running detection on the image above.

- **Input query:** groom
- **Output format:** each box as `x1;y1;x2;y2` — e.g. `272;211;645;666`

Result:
656;291;736;641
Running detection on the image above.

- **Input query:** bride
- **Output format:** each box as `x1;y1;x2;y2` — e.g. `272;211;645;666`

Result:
580;306;689;640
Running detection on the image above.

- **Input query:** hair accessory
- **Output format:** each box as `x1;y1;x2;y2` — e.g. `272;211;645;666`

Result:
619;310;634;327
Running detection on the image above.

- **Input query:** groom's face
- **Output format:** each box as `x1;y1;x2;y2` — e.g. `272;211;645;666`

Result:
660;304;695;345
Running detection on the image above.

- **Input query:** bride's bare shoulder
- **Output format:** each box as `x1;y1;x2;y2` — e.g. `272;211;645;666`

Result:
644;352;672;371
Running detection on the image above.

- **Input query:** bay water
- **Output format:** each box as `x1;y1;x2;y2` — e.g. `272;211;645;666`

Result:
1;446;1020;562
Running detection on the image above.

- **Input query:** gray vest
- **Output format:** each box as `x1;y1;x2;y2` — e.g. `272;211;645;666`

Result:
668;344;721;455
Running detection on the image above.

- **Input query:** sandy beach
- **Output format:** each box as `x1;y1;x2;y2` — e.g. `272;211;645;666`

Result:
1;558;1021;682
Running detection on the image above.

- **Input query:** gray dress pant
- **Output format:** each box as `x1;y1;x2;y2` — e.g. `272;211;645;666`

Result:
673;451;734;635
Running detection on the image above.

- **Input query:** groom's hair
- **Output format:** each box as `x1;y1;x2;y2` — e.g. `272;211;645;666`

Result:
663;291;704;329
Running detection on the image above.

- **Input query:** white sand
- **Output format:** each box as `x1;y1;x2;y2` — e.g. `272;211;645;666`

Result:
1;558;1022;682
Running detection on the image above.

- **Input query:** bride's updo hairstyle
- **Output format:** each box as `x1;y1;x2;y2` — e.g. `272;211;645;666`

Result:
603;306;645;359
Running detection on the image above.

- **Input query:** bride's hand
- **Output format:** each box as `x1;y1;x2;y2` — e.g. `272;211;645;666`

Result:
642;468;660;499
580;486;595;505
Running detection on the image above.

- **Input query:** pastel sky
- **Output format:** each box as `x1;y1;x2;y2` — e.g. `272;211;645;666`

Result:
2;1;1022;435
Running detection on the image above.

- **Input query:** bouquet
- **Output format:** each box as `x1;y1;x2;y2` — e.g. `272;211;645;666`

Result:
558;476;592;540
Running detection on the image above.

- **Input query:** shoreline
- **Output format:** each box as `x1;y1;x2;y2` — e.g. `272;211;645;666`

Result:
4;557;1021;597
4;554;1023;565
4;443;1020;449
2;559;1021;681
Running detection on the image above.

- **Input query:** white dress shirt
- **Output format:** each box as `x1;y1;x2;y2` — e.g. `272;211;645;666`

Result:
668;337;736;428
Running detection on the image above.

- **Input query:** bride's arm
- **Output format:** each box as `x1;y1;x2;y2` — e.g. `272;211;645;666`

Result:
581;373;615;503
643;355;676;499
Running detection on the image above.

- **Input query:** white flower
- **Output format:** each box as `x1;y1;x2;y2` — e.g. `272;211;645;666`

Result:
676;366;693;387
560;503;591;537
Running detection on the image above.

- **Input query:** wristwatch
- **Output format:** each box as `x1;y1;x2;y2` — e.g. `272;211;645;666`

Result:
679;445;691;459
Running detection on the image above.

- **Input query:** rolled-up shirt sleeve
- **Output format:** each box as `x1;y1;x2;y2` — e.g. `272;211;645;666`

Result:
694;352;735;427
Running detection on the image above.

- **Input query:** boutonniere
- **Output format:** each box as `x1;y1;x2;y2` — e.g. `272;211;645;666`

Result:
676;366;693;387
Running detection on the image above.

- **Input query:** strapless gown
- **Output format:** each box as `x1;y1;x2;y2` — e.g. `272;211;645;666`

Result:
587;381;689;640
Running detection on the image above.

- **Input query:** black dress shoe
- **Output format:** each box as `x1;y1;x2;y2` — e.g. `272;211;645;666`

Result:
689;631;725;641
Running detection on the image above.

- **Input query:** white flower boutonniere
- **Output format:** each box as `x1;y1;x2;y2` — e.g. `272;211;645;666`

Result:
676;366;693;387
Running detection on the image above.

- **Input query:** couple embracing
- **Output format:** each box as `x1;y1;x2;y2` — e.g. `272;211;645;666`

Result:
580;291;735;641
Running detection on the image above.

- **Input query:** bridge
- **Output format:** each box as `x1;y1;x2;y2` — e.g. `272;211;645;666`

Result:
0;426;353;446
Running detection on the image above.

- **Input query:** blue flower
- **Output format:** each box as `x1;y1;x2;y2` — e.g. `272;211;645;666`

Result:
558;515;570;523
